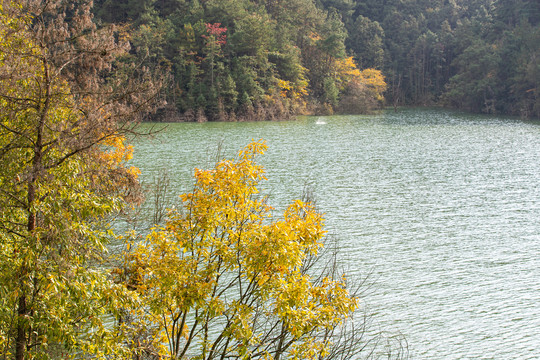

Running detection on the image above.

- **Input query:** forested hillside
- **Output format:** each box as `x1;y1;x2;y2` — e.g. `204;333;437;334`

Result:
323;0;540;117
93;0;540;120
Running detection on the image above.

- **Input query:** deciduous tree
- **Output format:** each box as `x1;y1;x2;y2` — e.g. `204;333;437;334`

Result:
0;1;157;358
120;141;359;359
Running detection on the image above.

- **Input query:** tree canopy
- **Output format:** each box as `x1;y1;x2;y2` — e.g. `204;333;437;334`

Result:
0;0;157;358
91;0;539;119
117;141;362;359
93;0;388;120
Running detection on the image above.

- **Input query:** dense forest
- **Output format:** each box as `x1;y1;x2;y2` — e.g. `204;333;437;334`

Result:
92;0;540;120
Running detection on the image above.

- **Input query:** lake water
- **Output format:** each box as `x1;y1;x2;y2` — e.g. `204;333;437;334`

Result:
131;108;540;359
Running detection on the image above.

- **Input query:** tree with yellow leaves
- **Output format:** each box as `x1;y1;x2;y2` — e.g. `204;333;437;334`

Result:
332;57;387;114
0;1;157;358
121;141;359;359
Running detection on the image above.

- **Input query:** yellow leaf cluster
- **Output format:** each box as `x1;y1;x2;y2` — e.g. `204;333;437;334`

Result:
359;68;387;101
125;141;358;359
334;56;362;89
309;32;322;42
277;72;309;101
99;134;140;177
332;57;387;102
278;79;292;98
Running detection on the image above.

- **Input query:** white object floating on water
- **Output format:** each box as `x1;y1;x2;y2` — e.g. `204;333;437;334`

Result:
315;118;326;125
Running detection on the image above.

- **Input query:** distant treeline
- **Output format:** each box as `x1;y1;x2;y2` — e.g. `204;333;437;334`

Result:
93;0;540;119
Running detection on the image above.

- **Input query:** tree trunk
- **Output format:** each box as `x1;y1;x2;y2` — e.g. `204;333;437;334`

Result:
15;57;49;360
15;294;27;360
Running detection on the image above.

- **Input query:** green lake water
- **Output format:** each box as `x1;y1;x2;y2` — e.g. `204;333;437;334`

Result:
131;108;540;359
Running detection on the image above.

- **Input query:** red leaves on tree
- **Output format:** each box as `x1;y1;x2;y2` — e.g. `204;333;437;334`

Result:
202;23;227;45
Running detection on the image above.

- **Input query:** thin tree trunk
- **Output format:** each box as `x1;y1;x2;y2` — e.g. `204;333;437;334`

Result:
15;57;49;360
15;295;27;360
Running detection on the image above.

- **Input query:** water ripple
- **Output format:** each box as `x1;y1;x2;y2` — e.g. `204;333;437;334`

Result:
132;109;540;359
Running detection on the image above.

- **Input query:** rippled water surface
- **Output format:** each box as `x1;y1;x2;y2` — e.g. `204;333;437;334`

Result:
132;109;540;359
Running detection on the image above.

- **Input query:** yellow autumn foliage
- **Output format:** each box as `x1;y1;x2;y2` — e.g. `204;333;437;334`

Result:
333;57;386;100
359;68;387;101
277;66;309;101
128;141;358;359
0;2;145;358
100;134;140;177
334;56;362;88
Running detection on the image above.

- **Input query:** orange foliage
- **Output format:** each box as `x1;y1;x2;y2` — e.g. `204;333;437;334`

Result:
100;134;140;177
